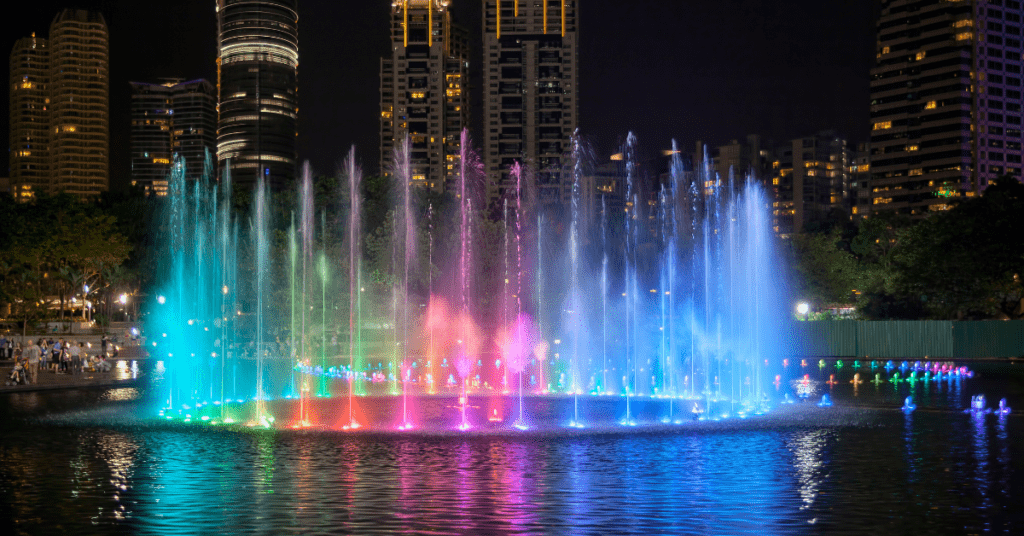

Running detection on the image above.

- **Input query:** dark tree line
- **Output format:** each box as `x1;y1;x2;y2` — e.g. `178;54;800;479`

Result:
791;176;1024;320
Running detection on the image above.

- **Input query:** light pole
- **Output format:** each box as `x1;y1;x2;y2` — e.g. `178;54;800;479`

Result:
119;294;128;322
797;302;810;321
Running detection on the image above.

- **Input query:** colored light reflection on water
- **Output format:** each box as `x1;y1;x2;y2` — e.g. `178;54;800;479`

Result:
1;362;1023;535
2;398;1021;534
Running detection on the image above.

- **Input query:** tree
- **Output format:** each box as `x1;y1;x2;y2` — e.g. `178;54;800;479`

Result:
896;176;1024;319
790;230;861;307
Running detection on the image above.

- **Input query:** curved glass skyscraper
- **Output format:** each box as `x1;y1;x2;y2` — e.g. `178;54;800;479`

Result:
216;0;299;190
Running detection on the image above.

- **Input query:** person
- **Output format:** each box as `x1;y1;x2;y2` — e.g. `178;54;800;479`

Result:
7;358;26;385
0;335;8;361
23;342;38;385
101;334;108;357
69;341;82;375
40;339;49;371
60;341;72;374
51;339;63;373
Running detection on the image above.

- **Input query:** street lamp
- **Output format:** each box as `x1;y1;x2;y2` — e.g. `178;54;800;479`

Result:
119;294;128;305
797;302;810;320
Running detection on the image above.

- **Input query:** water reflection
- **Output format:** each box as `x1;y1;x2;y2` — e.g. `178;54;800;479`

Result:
99;388;139;402
95;432;138;521
0;374;1021;535
788;430;831;516
971;411;990;512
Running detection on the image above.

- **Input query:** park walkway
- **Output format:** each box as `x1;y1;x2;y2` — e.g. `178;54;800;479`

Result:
0;357;144;394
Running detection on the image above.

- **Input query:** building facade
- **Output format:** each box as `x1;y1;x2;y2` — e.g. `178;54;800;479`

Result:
130;79;217;196
869;0;1024;216
48;9;109;198
482;0;579;204
693;135;772;184
8;33;49;201
380;0;469;192
130;83;173;196
771;132;850;238
849;143;872;218
171;80;218;179
216;0;299;191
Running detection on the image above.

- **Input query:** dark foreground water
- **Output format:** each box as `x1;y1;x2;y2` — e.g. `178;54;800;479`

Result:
1;362;1022;535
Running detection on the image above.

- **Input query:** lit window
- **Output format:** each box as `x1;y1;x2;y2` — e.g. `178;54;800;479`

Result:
925;101;937;109
873;121;892;130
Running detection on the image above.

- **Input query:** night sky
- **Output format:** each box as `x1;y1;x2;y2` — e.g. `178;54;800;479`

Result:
2;0;878;191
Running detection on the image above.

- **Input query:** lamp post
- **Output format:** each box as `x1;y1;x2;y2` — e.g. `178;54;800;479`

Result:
797;302;810;321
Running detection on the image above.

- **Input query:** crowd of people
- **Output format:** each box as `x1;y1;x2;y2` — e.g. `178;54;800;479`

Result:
3;335;114;387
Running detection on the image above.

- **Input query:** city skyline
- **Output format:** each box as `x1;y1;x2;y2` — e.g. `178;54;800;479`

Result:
4;0;877;192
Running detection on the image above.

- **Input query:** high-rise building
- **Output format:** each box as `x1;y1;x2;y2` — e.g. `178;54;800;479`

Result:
771;132;850;237
216;0;299;191
8;33;49;201
380;0;469;191
129;82;173;196
849;143;872;219
693;135;772;183
171;80;218;178
482;0;579;204
131;79;217;196
49;9;109;198
869;0;1024;216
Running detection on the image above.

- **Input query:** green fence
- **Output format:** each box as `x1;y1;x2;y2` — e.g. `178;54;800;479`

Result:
789;320;1024;358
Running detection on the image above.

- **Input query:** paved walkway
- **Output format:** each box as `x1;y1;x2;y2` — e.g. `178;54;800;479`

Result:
0;363;141;393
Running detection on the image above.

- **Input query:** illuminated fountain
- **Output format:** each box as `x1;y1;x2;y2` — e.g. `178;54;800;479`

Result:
149;130;787;431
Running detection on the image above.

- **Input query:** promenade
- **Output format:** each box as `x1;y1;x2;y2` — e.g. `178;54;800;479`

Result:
0;344;147;393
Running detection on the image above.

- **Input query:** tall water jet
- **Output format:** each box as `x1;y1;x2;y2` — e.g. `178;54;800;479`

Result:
622;132;639;424
456;129;476;430
218;163;236;421
288;213;298;398
568;130;584;426
345;147;363;430
601;195;609;396
427;203;436;395
252;174;271;427
300;163;314;395
392;135;416;429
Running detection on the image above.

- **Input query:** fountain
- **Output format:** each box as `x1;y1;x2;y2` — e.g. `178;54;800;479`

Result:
148;131;788;431
901;396;916;413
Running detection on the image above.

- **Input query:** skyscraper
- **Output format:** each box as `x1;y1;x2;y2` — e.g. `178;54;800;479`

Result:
380;0;469;192
8;33;49;201
48;8;109;198
869;0;1024;216
8;10;109;200
129;82;173;196
171;80;218;178
771;132;850;238
216;0;299;191
130;79;217;196
482;0;579;203
48;9;109;198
